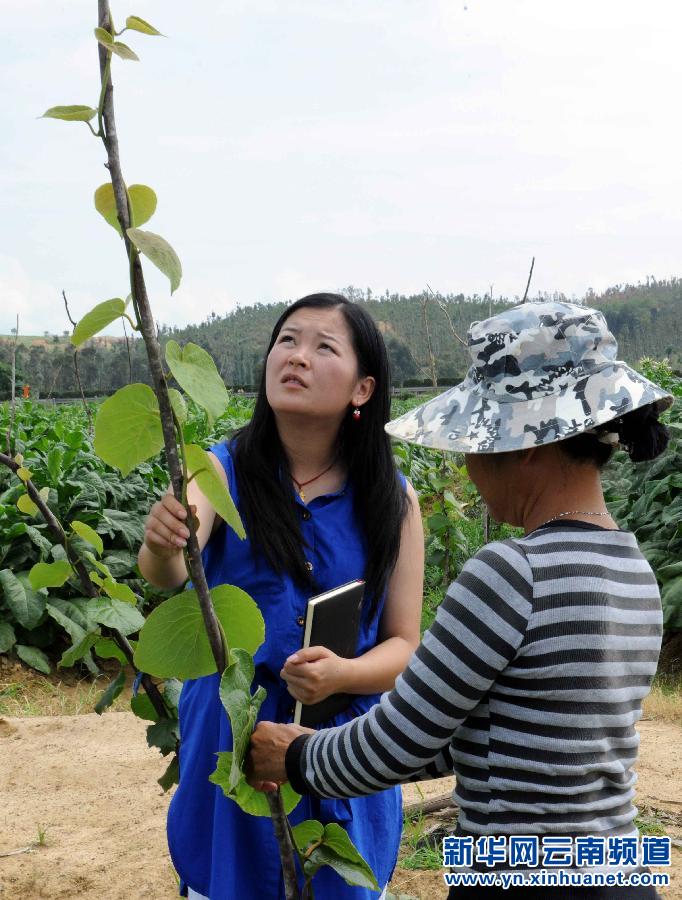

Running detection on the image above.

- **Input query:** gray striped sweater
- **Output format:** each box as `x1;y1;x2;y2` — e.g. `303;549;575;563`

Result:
286;523;663;837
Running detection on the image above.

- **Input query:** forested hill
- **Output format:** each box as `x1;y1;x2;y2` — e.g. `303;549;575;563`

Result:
161;279;682;388
2;278;681;397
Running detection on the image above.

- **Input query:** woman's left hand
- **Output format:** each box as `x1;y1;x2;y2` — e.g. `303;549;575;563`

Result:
280;646;349;704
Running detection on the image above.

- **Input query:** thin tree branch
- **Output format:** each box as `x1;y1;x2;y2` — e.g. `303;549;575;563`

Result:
0;452;66;540
6;314;19;456
45;362;62;400
521;256;535;303
62;290;77;328
73;351;93;432
97;0;225;673
0;450;167;721
95;6;297;891
404;344;432;382
426;284;467;348
420;291;438;388
266;791;300;900
0;844;37;859
122;316;133;384
402;793;457;819
63;291;94;433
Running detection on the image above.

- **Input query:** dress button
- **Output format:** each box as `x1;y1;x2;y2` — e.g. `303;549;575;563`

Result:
296;615;305;626
305;561;314;572
302;509;311;521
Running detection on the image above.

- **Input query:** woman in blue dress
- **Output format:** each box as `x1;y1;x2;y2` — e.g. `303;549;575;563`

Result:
138;293;425;899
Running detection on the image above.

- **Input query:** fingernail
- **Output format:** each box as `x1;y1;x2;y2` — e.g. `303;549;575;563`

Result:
287;654;298;663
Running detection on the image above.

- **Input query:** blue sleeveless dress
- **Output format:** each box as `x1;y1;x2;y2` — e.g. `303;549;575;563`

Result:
167;441;403;900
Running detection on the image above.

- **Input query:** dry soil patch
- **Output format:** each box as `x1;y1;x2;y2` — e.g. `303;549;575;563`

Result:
0;714;679;899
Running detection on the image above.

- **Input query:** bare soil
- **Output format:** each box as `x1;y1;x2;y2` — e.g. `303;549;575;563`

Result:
0;710;680;900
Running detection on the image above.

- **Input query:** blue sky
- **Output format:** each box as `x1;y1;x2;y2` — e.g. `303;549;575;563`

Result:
2;0;682;335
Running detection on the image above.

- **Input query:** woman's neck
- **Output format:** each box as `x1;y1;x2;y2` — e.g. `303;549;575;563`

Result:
276;415;340;481
521;469;615;535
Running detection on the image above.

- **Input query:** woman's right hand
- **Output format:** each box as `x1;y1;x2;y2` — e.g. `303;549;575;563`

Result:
138;450;224;589
143;495;196;560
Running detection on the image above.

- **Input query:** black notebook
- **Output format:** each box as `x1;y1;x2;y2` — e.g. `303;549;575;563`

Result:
293;579;365;728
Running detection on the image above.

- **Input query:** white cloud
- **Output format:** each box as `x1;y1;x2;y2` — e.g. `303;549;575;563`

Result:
2;0;682;334
272;269;332;302
0;255;91;336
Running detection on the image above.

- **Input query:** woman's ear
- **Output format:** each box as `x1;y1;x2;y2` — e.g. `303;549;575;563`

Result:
353;376;375;407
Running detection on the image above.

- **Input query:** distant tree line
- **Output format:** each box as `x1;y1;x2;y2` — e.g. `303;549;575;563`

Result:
1;278;680;399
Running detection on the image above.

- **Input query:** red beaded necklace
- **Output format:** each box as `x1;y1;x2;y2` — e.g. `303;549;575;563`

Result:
291;461;336;501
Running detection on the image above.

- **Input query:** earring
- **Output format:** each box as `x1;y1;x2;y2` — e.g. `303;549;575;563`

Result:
352;408;361;421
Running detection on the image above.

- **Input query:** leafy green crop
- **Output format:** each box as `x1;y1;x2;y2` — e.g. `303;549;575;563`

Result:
604;360;682;631
0;400;161;668
4;363;680;672
0;396;258;670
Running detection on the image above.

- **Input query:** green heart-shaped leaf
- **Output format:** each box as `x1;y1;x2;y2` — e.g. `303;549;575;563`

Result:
29;560;73;590
88;597;145;636
94;27;114;48
209;752;301;817
94;637;128;664
94;384;163;476
133;584;264;680
42;105;98;122
72;299;126;346
127;228;182;293
303;823;379;890
94;184;157;235
101;578;137;605
146;719;179;755
126;15;162;36
85;555;112;579
165;341;229;421
131;693;158;722
186;444;244;539
168;388;187;425
218;649;266;790
70;520;104;556
112;41;139;61
292;820;324;854
17;493;38;516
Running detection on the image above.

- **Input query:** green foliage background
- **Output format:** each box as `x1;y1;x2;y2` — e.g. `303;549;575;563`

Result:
2;362;680;673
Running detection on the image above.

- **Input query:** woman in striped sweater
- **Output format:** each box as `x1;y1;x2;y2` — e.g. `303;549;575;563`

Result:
248;300;674;899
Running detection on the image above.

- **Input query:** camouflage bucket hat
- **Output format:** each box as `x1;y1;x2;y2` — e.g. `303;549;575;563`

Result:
386;300;674;454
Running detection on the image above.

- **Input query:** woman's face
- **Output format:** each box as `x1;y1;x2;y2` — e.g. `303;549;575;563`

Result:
265;306;374;421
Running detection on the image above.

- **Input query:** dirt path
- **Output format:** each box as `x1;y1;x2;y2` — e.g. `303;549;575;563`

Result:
0;713;680;899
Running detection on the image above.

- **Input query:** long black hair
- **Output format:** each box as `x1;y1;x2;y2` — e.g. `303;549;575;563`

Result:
232;293;407;614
